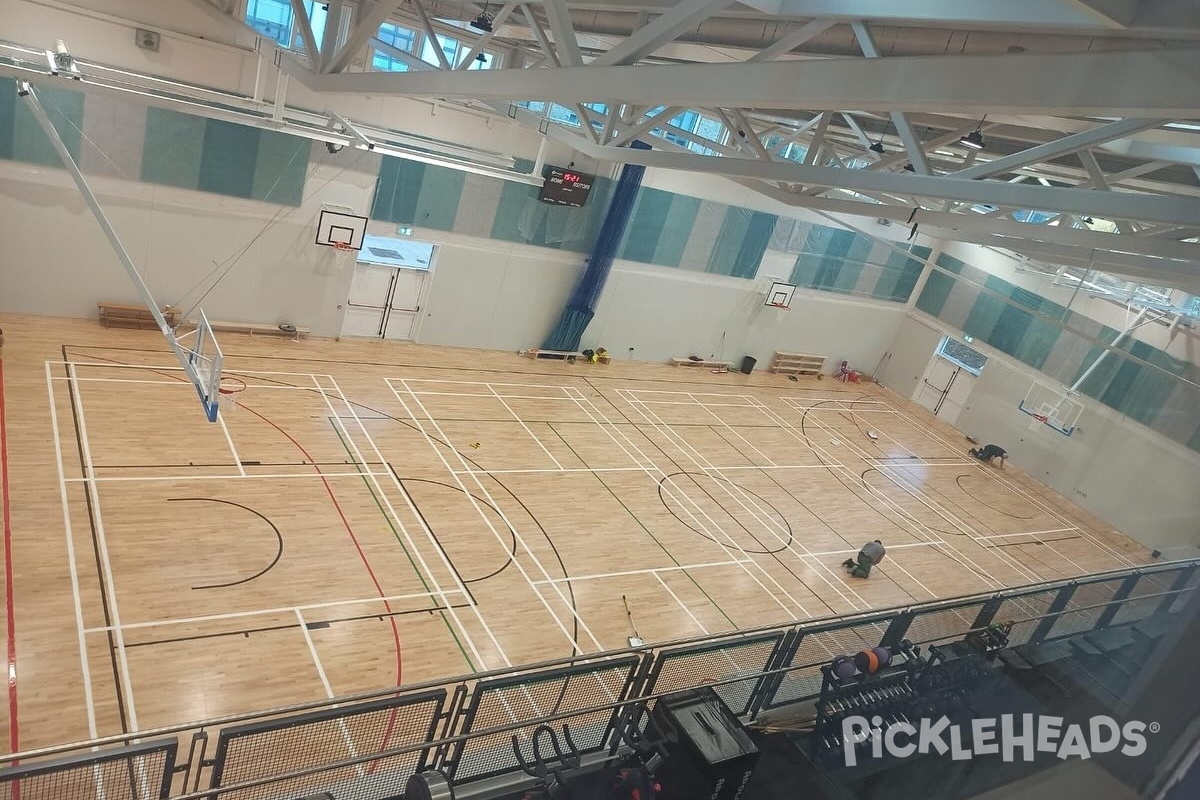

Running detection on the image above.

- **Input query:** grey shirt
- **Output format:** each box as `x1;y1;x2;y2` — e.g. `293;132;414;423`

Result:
860;541;886;564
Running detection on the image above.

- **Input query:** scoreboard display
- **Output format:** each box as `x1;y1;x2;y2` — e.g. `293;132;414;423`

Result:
539;166;595;207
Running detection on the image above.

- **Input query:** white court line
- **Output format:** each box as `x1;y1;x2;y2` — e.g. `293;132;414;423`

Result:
532;561;752;585
975;528;1080;541
315;376;507;674
656;573;710;636
881;400;1137;568
616;390;828;619
630;390;866;615
803;542;939;558
448;464;841;476
488;383;564;470
54;360;334;378
748;397;945;599
406;391;582;402
217;407;246;478
49;376;315;390
697;392;777;467
294;608;366;776
391;378;607;655
44;362;99;740
400;378;579;390
64;471;394;482
67;362;140;733
628;400;761;407
84;589;470;633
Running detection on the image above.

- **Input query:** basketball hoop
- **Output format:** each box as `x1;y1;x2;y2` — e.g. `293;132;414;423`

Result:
767;302;790;311
217;376;247;414
332;242;353;252
1032;412;1049;424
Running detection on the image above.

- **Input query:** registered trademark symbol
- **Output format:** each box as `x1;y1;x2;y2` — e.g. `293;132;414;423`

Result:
1149;722;1161;734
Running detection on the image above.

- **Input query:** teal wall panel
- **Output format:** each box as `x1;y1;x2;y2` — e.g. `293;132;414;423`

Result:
0;79;16;161
250;130;308;205
707;207;752;276
12;85;84;168
730;211;776;279
140;108;204;190
415;164;466;230
620;188;672;263
1013;316;1062;370
1189;424;1200;453
372;157;425;223
989;304;1033;357
198;119;259;198
652;194;699;267
915;254;963;316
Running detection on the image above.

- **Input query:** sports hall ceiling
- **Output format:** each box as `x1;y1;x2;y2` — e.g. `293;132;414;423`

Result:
13;1;1200;290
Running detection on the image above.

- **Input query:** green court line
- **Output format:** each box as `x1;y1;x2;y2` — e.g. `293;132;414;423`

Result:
543;422;739;630
328;419;477;672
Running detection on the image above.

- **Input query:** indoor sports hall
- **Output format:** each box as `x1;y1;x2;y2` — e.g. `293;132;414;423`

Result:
1;3;1198;800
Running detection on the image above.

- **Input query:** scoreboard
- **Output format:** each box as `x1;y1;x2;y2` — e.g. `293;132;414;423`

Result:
539;166;595;207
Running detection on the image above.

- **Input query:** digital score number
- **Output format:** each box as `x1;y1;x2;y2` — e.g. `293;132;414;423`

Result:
539;166;595;208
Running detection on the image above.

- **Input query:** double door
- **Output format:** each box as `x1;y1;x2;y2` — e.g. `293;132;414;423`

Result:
914;356;976;424
341;263;426;340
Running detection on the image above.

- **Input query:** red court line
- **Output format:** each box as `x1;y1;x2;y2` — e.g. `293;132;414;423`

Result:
0;358;19;774
65;354;404;759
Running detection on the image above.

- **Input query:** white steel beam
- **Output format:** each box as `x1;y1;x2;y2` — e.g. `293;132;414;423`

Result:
325;1;405;73
952;118;1164;180
1058;0;1139;29
305;49;1200;117
287;0;320;67
594;147;1200;226
748;19;838;62
589;0;739;66
413;0;452;69
318;0;344;72
851;21;930;174
369;37;436;70
541;0;584;66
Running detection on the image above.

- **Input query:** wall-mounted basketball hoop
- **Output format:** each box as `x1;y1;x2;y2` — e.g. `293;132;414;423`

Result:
1018;382;1082;436
763;281;797;310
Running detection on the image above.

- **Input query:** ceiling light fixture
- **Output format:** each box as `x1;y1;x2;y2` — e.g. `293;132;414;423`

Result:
868;120;889;155
959;114;987;150
470;2;494;32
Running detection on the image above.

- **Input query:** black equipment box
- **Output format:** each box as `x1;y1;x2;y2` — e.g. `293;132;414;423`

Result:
651;688;759;800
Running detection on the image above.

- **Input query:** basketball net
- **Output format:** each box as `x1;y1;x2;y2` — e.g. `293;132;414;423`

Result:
218;376;247;414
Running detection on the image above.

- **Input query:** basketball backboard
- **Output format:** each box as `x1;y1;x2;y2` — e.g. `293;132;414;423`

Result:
316;209;367;251
765;281;797;309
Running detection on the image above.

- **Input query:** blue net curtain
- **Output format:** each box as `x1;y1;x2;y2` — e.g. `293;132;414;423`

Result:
543;141;652;351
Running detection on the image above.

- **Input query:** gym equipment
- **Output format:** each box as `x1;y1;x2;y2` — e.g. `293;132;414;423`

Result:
649;688;759;800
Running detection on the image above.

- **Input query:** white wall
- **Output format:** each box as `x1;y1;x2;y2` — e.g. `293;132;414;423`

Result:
886;315;1200;552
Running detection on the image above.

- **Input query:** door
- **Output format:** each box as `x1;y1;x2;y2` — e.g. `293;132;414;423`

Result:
914;356;976;424
341;263;427;340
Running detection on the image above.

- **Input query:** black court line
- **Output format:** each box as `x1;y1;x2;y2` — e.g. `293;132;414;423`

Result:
122;603;472;649
60;345;130;735
63;342;871;393
166;498;284;590
954;474;1037;520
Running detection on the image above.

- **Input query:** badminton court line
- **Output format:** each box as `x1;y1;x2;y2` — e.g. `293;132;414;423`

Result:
44;362;99;740
487;383;564;470
532;560;752;585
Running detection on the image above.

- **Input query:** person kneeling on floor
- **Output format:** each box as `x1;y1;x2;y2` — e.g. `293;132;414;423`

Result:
843;540;886;579
969;443;1008;468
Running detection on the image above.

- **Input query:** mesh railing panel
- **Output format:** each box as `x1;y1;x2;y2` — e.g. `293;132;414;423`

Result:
992;589;1058;647
0;740;176;800
449;658;638;784
647;633;782;716
1110;572;1177;627
761;628;856;710
904;602;988;646
210;690;444;800
1168;569;1200;614
1047;579;1126;640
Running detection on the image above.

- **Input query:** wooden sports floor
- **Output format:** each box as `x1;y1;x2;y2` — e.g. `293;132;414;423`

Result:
0;314;1153;753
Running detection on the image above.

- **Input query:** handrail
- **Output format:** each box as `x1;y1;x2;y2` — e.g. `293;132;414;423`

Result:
4;556;1195;764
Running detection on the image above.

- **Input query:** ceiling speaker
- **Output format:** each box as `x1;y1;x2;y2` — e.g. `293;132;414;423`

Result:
135;29;160;52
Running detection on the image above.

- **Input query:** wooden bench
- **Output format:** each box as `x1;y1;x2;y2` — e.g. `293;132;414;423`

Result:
207;320;310;342
671;357;734;369
769;351;826;376
521;348;582;361
97;302;179;330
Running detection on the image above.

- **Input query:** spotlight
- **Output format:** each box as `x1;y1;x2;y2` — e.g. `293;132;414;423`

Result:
868;141;885;154
959;114;987;151
470;4;494;32
903;163;915;172
326;142;344;154
475;52;487;64
959;129;985;150
1081;216;1095;224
